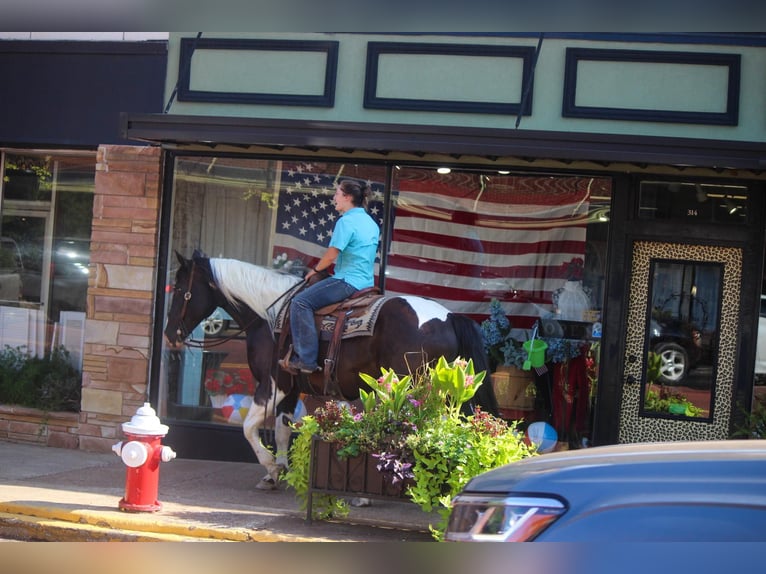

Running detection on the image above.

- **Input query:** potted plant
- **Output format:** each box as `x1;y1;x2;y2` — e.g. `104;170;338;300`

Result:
643;351;704;417
480;299;537;412
284;356;536;540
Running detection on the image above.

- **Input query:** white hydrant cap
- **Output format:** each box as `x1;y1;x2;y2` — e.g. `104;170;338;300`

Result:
120;441;149;467
121;402;169;436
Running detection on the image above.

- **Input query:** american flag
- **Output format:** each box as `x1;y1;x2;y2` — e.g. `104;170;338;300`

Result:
272;162;598;327
271;162;386;274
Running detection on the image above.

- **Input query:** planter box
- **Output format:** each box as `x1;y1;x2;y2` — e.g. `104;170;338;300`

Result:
491;366;535;411
307;437;412;521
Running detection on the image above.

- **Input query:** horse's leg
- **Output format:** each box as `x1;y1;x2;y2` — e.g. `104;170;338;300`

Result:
273;411;294;471
242;378;286;490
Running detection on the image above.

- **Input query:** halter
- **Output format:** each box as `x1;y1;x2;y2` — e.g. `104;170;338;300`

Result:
173;258;300;350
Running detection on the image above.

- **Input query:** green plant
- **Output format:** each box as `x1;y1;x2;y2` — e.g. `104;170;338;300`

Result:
642;351;703;418
731;400;766;439
284;356;536;541
0;345;81;412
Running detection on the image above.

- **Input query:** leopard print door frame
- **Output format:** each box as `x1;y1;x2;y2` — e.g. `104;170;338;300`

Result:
618;241;742;443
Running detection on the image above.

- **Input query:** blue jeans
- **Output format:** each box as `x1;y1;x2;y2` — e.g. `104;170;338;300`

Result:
290;277;357;367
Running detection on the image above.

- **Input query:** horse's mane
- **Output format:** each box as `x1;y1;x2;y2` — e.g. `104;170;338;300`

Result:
208;258;302;325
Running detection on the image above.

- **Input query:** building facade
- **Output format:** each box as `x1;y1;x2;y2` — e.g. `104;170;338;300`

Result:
4;32;766;460
0;33;167;449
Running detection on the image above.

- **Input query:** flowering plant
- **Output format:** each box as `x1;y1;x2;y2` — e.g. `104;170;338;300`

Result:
561;256;584;281
272;252;295;271
284;356;536;540
480;299;527;369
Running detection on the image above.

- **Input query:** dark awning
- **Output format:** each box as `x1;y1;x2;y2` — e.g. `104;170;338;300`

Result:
121;113;766;173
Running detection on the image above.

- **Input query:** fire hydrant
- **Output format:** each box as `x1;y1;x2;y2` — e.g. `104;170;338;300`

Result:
112;402;176;512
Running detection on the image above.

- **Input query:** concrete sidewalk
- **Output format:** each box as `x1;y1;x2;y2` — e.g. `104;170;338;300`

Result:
0;441;436;542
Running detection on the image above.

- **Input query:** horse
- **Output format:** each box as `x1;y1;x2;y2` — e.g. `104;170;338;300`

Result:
164;250;498;490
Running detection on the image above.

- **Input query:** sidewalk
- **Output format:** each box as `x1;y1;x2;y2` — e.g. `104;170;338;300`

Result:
0;441;436;542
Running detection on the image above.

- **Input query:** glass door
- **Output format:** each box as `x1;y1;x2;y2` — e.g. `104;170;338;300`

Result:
618;241;742;442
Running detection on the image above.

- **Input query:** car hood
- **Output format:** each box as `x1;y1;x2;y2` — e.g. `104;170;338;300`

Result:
462;439;766;494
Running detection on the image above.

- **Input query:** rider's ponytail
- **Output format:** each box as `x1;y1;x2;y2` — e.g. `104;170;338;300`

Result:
338;179;371;209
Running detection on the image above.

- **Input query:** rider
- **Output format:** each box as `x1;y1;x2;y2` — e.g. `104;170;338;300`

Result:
280;179;380;374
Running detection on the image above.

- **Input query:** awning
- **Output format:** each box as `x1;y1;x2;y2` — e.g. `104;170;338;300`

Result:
121;113;766;174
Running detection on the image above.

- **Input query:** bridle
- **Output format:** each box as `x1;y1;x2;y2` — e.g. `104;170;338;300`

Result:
171;259;248;349
170;258;284;349
174;258;197;340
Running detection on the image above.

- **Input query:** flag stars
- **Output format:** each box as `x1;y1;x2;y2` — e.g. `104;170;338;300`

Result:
298;226;308;236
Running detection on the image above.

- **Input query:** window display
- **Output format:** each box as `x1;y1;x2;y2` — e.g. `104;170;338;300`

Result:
161;156;612;449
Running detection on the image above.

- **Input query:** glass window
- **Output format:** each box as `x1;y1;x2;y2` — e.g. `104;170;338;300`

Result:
161;156;613;450
0;151;94;375
638;181;748;224
642;260;720;420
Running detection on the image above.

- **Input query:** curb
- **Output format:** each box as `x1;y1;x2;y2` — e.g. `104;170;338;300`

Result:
0;503;330;542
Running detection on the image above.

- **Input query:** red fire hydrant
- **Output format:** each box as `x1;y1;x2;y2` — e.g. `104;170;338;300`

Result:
112;402;176;512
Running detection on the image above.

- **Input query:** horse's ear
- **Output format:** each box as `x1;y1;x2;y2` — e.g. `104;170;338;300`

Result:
192;248;207;262
175;250;187;267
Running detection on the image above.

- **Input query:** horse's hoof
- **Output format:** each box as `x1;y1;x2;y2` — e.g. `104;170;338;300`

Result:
255;476;278;491
349;497;372;507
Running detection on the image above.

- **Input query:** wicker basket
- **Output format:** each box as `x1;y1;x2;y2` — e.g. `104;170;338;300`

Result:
491;366;535;411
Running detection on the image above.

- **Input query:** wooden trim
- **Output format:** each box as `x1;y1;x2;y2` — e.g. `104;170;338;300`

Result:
563;48;741;126
178;37;339;107
364;42;536;115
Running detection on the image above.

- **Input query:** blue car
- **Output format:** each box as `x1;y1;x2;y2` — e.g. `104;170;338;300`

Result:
446;440;766;542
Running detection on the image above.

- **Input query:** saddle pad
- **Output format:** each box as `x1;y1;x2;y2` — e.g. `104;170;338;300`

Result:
274;295;388;339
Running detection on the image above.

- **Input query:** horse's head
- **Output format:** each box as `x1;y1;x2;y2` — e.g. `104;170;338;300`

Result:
164;250;218;348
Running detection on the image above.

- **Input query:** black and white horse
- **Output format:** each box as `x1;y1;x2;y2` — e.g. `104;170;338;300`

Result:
164;251;497;489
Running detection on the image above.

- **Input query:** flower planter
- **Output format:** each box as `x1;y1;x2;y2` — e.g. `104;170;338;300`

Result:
307;437;412;521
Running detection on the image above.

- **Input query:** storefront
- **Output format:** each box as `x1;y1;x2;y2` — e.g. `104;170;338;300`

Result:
0;35;167;448
119;33;766;459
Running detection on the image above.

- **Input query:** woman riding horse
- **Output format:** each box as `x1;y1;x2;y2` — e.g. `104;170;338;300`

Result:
164;251;498;489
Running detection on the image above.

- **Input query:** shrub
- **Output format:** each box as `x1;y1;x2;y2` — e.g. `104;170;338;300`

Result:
0;345;81;412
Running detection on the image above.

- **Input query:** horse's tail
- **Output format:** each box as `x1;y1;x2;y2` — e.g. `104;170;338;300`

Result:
448;313;500;417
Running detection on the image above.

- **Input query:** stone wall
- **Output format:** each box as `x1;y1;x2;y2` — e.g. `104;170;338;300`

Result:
0;405;80;448
79;144;162;452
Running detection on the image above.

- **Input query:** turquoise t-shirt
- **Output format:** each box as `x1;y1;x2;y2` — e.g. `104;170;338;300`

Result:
329;207;379;290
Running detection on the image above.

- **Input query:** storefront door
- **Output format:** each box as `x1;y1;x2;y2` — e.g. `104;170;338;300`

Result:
592;176;766;445
617;240;742;442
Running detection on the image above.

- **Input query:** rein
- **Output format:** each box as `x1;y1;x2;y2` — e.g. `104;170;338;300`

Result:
174;261;305;350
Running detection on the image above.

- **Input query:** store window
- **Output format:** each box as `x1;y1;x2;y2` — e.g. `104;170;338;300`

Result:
0;150;94;408
161;155;612;449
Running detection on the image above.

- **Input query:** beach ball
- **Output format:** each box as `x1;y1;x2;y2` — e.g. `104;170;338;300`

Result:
222;394;253;425
293;398;307;421
526;421;557;453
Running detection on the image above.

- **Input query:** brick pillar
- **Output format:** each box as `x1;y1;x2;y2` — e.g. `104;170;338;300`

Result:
79;145;162;452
